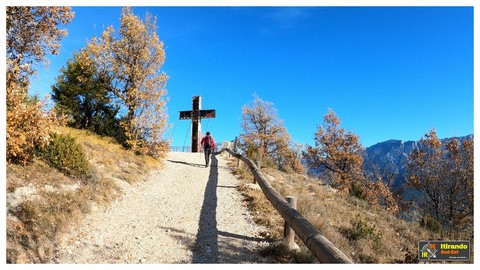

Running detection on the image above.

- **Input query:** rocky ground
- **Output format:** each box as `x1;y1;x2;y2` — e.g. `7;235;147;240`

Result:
53;152;273;264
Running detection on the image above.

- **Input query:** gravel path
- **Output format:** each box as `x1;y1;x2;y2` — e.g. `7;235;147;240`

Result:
54;152;272;264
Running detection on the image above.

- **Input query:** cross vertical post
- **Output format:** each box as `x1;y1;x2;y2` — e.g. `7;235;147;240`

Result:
179;96;216;153
191;96;201;152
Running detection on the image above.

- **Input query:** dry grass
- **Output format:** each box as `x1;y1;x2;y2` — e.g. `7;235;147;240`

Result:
6;127;163;263
56;126;160;179
226;157;442;263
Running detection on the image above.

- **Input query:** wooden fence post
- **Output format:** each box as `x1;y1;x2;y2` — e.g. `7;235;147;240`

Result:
284;196;300;250
234;136;239;152
221;148;353;263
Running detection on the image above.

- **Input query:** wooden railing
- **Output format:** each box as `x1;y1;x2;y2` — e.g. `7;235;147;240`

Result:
220;148;354;264
169;146;192;152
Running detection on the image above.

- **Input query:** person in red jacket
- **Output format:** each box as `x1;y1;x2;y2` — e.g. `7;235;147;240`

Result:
200;131;215;167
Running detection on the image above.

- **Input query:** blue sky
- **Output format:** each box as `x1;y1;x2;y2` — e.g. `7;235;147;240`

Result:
26;4;474;148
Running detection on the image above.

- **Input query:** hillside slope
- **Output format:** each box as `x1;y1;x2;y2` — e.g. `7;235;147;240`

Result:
7;127;465;264
229;162;443;263
6;127;161;263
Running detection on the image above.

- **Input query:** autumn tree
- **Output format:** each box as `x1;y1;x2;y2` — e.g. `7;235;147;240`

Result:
282;141;307;174
363;151;407;212
443;137;474;236
6;6;74;163
407;130;445;228
304;109;399;212
303;109;364;191
240;95;304;173
364;180;400;213
51;51;120;137
407;129;474;236
84;7;169;156
7;6;74;90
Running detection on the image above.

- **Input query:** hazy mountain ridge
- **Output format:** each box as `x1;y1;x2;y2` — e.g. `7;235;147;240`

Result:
363;134;474;192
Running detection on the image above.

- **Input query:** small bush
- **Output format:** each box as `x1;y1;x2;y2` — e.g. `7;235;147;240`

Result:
349;182;366;200
344;215;381;242
143;140;170;159
6;87;55;164
39;133;90;178
420;214;443;234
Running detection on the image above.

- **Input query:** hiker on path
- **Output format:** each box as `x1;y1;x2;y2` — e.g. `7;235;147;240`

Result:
201;131;216;167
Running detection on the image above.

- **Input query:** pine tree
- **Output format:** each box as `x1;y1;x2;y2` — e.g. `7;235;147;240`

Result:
51;51;119;137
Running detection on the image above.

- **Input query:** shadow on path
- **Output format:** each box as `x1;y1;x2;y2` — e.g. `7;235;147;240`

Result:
191;154;219;263
166;159;206;168
218;230;266;243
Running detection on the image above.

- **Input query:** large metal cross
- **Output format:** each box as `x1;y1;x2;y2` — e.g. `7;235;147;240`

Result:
179;96;216;152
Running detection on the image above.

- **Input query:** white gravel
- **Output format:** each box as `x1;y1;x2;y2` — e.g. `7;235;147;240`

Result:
53;152;273;264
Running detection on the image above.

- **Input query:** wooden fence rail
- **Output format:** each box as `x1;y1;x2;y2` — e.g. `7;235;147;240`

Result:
220;148;354;264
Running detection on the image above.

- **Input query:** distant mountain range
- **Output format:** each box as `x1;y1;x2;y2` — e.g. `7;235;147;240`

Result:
363;134;474;193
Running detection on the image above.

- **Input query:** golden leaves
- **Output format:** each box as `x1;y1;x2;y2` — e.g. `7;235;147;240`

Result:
6;88;60;164
6;7;74;88
406;129;473;235
84;7;169;156
308;109;363;185
304;109;400;212
6;6;74;164
240;95;303;172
